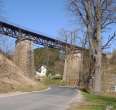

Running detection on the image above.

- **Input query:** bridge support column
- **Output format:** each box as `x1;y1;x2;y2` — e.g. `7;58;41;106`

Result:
14;38;35;78
63;50;82;87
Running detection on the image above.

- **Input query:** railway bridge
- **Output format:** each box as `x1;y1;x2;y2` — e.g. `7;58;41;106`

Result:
0;21;82;86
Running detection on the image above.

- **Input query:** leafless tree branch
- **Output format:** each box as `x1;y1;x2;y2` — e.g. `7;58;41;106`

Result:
102;32;116;49
68;0;116;93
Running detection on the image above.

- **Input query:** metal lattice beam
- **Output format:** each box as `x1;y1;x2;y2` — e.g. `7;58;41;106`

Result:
0;21;82;50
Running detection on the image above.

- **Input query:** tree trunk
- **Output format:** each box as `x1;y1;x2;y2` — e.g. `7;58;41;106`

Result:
93;3;102;94
94;40;102;93
86;0;102;93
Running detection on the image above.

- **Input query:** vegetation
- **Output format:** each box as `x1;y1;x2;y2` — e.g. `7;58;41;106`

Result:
69;0;116;93
0;82;47;93
69;92;116;110
42;77;65;86
13;82;47;92
0;51;47;93
0;82;14;93
109;50;116;65
34;47;64;76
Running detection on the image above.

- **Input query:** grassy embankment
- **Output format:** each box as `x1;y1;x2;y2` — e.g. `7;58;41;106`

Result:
69;92;116;110
13;82;47;92
0;82;47;93
13;77;65;93
0;78;65;93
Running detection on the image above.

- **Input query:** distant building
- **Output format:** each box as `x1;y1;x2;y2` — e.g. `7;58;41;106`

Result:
36;65;47;77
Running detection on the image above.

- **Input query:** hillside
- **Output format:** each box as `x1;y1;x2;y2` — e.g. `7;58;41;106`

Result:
0;52;46;93
34;47;65;75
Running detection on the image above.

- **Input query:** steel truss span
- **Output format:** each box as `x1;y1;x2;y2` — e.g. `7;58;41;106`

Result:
0;21;81;50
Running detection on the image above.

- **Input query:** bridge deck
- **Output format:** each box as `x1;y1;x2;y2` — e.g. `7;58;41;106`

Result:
0;21;82;50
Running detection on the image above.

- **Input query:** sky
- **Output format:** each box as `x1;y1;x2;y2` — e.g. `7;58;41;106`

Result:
1;0;76;37
0;0;116;52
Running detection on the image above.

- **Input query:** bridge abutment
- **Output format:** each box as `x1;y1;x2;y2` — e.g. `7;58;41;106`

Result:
14;38;35;78
63;50;82;87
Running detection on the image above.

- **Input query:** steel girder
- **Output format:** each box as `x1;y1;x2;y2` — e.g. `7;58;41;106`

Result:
0;21;81;50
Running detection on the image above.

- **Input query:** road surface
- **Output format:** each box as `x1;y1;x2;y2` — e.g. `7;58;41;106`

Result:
0;87;78;110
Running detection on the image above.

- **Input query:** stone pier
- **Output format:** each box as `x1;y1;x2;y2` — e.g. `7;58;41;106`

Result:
14;38;34;78
63;50;82;87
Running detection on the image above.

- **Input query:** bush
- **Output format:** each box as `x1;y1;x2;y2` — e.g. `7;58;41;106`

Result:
51;74;62;80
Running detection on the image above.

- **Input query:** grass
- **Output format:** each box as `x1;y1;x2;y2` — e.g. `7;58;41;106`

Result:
0;82;47;93
0;77;65;93
69;92;116;110
14;82;47;92
42;77;66;86
0;82;14;93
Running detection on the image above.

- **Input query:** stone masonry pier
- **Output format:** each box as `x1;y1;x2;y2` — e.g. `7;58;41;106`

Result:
63;50;82;87
14;38;34;78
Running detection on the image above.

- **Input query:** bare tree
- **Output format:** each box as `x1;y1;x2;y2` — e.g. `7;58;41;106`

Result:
69;0;116;93
59;29;79;53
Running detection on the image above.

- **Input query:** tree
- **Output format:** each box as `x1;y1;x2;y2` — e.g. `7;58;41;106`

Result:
59;29;79;53
69;0;116;93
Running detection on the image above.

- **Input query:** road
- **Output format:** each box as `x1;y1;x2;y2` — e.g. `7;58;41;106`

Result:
0;87;78;110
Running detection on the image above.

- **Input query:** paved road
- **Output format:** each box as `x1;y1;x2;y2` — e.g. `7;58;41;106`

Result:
0;87;78;110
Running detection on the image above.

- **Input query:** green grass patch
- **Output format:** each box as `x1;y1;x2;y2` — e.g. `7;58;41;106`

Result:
69;92;116;110
42;77;66;86
83;92;116;110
